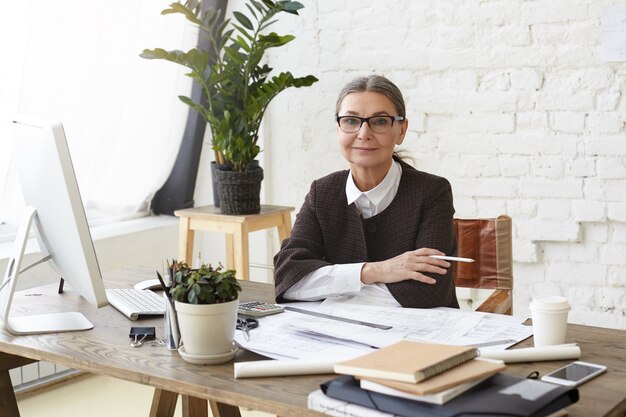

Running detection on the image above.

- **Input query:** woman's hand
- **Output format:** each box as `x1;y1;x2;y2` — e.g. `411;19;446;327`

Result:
360;248;451;285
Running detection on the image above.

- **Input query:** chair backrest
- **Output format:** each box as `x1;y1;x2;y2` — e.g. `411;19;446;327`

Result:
452;215;513;315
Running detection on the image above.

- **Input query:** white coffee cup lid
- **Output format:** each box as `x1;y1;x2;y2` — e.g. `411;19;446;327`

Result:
530;295;570;311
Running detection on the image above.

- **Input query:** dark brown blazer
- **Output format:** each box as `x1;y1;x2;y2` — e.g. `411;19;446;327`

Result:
274;159;459;308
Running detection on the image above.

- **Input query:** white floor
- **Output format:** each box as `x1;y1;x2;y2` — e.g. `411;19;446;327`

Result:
17;374;274;417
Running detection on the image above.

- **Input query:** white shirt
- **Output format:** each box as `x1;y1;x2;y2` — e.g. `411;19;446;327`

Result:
283;161;403;305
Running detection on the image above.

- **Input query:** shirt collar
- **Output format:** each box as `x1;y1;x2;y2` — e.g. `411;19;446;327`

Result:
345;161;401;207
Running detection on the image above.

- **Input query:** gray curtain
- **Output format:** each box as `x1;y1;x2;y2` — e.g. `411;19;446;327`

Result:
151;0;228;215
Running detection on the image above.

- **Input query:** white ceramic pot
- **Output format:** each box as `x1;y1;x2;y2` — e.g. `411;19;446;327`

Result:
175;299;238;357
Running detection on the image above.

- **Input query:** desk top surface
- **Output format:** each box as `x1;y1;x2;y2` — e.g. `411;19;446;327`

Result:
1;268;625;417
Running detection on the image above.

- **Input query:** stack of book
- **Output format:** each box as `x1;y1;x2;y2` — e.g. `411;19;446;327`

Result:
308;340;579;417
335;340;502;405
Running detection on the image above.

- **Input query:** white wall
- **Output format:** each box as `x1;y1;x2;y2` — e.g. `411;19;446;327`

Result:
211;0;626;329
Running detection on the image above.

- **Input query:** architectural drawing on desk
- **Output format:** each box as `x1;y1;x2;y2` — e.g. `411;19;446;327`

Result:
235;299;533;361
288;306;481;348
453;312;532;348
307;298;532;349
234;309;375;361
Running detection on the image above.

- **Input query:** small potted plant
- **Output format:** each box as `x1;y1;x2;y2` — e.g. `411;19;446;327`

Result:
169;262;241;364
141;0;318;214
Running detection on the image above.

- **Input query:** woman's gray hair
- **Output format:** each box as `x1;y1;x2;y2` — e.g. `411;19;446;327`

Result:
335;75;406;117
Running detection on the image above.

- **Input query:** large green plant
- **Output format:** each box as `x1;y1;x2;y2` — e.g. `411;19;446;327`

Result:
141;0;318;172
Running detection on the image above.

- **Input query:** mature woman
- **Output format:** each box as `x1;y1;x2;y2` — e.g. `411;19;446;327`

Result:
274;75;459;309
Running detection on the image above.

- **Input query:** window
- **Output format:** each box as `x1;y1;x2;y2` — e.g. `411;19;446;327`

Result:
0;0;197;239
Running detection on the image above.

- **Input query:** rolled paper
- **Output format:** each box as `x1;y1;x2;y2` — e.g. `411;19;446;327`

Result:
234;359;335;378
480;345;581;363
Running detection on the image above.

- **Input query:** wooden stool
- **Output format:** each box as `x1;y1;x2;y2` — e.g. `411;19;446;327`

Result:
174;205;294;280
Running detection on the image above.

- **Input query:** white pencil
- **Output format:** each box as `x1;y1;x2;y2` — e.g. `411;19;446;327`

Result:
429;255;475;263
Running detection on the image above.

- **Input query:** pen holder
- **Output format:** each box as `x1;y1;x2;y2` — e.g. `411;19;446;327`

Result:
164;293;180;350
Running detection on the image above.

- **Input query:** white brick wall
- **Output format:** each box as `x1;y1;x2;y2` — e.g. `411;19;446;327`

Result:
229;0;626;330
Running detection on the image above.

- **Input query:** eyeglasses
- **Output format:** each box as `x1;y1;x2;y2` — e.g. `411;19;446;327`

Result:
336;115;405;134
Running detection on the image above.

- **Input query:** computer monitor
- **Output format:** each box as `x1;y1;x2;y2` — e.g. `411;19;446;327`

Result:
0;116;108;335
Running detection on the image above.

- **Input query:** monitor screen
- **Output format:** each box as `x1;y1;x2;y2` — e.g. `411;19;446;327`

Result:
0;116;108;334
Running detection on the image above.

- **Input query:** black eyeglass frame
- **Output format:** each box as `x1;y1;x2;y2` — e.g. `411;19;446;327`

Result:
335;115;405;133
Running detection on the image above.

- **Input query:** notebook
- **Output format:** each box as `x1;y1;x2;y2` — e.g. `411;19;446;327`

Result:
361;376;486;405
334;340;479;383
361;357;506;395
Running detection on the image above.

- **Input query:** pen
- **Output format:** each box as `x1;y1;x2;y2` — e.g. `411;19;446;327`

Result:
155;271;174;308
429;255;475;263
155;271;169;293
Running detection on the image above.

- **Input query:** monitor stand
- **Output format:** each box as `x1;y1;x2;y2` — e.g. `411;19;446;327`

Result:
0;207;94;335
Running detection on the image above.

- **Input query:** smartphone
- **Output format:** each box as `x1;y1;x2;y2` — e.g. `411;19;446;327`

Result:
540;361;607;387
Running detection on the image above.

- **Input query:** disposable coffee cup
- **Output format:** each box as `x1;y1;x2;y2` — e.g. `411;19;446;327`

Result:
530;296;570;347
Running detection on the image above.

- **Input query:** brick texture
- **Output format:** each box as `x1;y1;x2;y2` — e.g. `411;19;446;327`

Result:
255;0;626;330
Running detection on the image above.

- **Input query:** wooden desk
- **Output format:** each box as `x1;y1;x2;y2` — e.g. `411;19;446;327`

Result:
1;268;625;417
174;205;294;280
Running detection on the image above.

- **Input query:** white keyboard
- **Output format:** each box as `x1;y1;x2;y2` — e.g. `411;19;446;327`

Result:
106;288;166;320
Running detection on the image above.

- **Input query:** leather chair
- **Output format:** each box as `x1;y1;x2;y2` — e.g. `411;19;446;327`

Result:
452;215;513;315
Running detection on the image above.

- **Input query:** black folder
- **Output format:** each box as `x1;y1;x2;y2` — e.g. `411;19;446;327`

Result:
321;373;579;417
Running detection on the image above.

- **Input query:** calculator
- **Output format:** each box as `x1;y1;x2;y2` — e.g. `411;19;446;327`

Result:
238;301;285;317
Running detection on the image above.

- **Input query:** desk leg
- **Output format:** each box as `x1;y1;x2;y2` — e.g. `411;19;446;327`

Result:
149;388;178;417
0;353;37;417
0;370;20;417
233;223;250;281
181;395;208;417
209;400;241;417
179;217;195;265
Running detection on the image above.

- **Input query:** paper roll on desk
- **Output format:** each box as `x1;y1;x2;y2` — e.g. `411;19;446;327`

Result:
234;359;335;379
234;346;580;377
480;345;581;363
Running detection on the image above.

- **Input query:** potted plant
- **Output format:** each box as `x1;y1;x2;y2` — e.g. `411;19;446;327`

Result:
141;0;318;214
169;262;242;364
